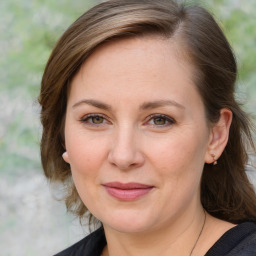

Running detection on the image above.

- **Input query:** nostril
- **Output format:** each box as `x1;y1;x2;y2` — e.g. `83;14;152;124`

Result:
107;148;145;170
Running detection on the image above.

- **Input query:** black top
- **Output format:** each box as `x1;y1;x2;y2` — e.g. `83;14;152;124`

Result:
54;222;256;256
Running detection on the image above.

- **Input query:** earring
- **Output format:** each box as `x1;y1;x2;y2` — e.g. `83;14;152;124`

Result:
62;152;67;159
62;151;70;163
211;153;218;165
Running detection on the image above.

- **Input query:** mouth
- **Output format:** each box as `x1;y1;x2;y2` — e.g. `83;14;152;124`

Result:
103;182;154;201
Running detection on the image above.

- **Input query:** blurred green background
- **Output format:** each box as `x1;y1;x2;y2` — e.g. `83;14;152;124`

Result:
0;0;255;255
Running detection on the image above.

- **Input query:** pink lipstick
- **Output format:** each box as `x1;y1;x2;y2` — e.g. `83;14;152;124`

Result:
103;182;154;201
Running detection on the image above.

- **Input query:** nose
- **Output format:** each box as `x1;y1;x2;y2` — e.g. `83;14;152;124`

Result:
107;126;145;170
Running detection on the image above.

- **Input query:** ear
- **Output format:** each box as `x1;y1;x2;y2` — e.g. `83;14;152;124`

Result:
205;108;233;164
62;151;70;164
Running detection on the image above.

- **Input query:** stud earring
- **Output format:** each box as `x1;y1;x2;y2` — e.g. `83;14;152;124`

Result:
62;151;70;163
62;152;67;159
211;153;218;165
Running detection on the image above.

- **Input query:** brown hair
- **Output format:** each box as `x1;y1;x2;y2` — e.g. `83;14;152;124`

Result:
39;0;256;224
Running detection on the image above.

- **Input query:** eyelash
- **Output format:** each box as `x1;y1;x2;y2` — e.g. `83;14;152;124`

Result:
80;113;176;128
146;114;176;127
80;114;109;126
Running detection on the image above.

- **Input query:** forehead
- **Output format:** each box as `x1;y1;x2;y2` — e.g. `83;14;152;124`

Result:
69;36;200;108
86;35;189;67
75;35;194;84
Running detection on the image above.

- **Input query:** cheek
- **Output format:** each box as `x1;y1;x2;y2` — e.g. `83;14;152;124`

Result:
65;132;108;209
147;130;207;189
65;129;108;177
149;133;204;168
157;137;205;201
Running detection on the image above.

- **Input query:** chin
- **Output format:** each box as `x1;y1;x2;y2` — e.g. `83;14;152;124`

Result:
106;222;152;234
99;211;157;234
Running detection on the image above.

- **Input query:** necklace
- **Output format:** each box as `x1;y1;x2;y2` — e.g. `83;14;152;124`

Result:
189;210;207;256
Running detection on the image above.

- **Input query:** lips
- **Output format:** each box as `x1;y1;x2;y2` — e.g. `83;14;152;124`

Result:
103;182;154;201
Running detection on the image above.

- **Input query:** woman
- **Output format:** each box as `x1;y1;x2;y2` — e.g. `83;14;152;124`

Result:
39;0;256;255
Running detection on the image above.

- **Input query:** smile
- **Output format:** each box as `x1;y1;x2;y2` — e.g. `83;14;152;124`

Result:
103;182;154;201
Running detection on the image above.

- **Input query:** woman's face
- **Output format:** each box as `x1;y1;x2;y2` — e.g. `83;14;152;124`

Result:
64;36;212;233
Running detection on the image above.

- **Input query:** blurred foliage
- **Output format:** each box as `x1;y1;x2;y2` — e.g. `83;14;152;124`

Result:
207;0;256;111
0;0;255;176
0;0;96;175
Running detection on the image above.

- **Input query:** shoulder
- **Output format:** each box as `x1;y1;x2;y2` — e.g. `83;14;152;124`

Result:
206;222;256;256
53;227;106;256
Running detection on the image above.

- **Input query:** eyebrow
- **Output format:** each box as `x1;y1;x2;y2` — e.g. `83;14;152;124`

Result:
72;99;185;111
72;99;112;110
139;100;185;110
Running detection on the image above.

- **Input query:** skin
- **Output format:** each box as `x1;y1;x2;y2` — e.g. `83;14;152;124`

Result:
63;36;234;256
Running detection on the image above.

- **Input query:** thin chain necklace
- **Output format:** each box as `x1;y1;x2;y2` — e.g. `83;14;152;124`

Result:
189;210;207;256
101;210;207;256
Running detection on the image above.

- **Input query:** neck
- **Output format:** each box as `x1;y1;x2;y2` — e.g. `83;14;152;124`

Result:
103;207;206;256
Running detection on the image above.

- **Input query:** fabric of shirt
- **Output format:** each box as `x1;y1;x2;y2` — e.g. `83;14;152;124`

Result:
54;222;256;256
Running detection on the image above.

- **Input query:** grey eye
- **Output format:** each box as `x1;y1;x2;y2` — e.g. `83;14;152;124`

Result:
91;116;104;124
153;117;166;125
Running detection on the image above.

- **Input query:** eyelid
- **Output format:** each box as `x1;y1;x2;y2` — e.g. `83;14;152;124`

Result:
79;113;175;128
145;113;176;127
80;113;111;125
